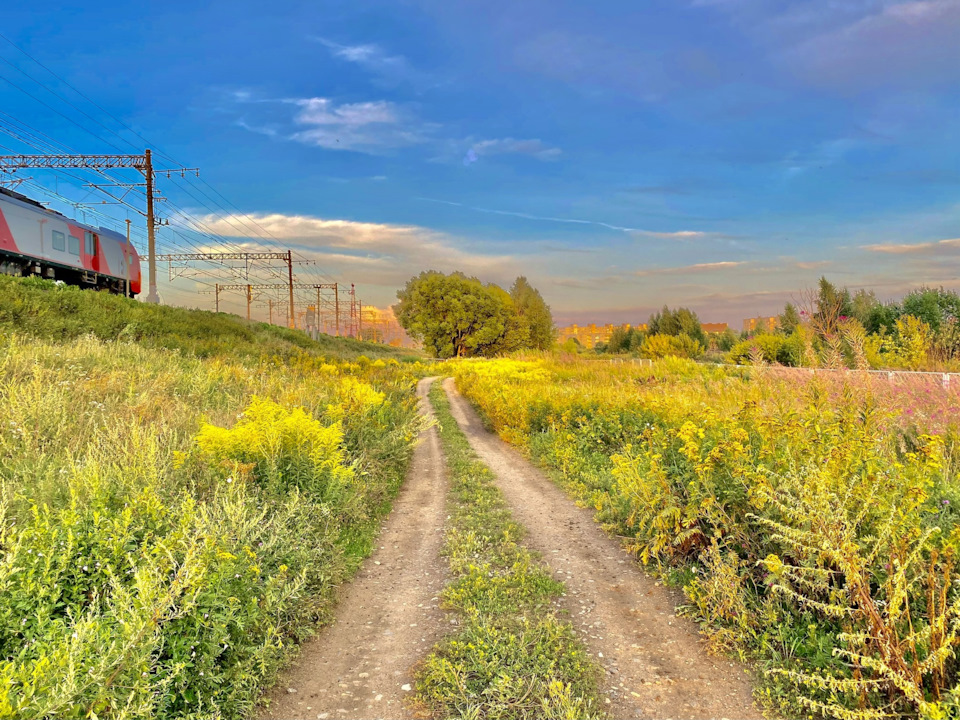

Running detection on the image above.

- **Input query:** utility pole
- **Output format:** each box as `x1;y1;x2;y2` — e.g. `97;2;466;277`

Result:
316;286;322;339
215;283;221;313
206;282;336;328
143;149;159;304
124;218;132;298
0;151;196;305
268;298;274;325
349;284;356;338
334;283;340;336
286;250;295;329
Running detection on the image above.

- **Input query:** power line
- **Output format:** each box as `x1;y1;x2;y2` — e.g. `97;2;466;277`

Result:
0;36;350;315
0;34;337;289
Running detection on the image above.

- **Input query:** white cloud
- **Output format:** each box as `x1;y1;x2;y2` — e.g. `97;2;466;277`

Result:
468;137;562;162
229;93;560;161
177;212;516;292
312;38;427;87
634;260;745;277
286;98;429;152
861;237;960;254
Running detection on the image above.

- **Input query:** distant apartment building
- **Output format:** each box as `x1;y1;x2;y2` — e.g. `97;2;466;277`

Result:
701;322;729;334
742;316;778;333
557;323;646;349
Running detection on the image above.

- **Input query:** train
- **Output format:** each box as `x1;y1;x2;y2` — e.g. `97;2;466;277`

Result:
0;186;141;296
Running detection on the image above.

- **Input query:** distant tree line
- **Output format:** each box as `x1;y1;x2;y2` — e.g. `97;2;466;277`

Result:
587;279;960;371
394;271;555;358
594;305;713;359
395;269;960;370
730;278;960;370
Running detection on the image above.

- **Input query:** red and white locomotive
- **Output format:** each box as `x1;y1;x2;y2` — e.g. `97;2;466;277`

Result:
0;187;141;296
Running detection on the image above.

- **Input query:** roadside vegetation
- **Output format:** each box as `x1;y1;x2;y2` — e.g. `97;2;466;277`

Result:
0;277;424;718
452;355;960;718
415;382;604;720
583;277;960;372
727;280;960;371
0;275;419;361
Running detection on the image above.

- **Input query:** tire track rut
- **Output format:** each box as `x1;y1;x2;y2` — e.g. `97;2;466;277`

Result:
442;377;763;720
259;377;447;720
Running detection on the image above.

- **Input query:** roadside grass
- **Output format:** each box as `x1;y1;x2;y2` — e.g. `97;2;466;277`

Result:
0;329;422;718
414;381;605;720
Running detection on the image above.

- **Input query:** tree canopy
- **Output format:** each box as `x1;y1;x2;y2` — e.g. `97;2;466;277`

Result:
394;271;554;358
648;305;705;345
510;276;556;350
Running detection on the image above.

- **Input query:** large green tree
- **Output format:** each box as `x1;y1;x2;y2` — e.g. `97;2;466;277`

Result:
509;276;556;350
394;271;527;358
901;287;960;332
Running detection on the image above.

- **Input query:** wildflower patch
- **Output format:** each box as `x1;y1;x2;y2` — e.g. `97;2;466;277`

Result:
0;331;422;719
450;355;960;719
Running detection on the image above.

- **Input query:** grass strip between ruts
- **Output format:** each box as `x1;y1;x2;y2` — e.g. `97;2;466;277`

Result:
413;380;606;720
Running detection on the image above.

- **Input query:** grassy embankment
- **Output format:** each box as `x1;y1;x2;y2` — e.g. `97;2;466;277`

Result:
0;277;424;719
453;355;960;719
0;275;419;362
414;381;605;720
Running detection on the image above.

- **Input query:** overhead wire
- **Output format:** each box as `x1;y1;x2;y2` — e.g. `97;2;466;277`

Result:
0;32;338;288
0;36;355;317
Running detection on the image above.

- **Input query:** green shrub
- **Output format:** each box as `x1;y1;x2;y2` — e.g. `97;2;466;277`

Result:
728;332;803;366
639;332;703;359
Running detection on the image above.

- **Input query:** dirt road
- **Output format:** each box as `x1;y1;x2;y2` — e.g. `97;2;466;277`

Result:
442;378;763;720
260;378;448;720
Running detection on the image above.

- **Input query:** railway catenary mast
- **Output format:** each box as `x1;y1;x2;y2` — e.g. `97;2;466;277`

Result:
207;282;344;333
155;252;311;329
0;150;197;303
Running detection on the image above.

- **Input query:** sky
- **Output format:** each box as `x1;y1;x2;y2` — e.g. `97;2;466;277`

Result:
1;0;959;327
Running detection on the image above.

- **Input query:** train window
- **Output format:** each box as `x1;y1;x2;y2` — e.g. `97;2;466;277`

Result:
52;230;66;252
68;235;80;255
84;231;96;257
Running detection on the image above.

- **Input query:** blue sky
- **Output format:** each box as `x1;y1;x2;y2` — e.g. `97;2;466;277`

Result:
1;0;959;326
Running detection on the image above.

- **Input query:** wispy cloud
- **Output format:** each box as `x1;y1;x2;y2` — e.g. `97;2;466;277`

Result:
550;261;745;291
782;137;869;178
287;98;430;152
417;197;710;239
619;184;694;196
696;0;960;90
234;119;279;137
177;211;515;288
229;91;434;154
312;37;429;88
465;137;562;163
786;1;960;90
861;237;960;254
634;260;745;277
231;93;558;162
